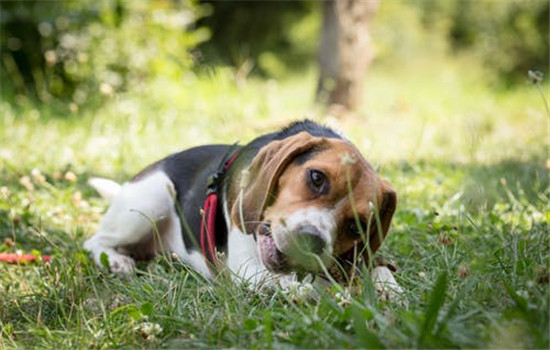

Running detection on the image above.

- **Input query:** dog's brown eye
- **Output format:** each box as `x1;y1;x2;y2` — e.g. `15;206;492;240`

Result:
307;169;329;195
310;170;325;187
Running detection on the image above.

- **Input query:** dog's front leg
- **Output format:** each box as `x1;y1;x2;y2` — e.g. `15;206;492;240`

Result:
370;265;404;302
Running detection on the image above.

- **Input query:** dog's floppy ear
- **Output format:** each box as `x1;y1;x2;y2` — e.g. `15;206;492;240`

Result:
367;180;397;256
231;131;327;234
335;180;397;282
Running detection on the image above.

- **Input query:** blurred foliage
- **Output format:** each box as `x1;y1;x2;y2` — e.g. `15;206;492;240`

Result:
196;0;548;84
414;0;549;85
0;0;209;108
0;0;547;109
196;1;318;78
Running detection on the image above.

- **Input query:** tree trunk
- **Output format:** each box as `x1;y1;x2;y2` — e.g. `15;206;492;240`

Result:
316;0;379;112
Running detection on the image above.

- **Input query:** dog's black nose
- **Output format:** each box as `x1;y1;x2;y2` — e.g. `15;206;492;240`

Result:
296;225;326;255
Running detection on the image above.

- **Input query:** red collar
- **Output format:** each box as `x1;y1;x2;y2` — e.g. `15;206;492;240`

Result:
200;151;240;272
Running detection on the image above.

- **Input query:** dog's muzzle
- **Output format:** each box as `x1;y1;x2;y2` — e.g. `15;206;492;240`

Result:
274;224;329;272
257;221;330;274
287;225;326;256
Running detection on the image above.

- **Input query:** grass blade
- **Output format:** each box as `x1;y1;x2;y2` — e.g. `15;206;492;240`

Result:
351;304;385;349
418;272;448;347
263;310;272;348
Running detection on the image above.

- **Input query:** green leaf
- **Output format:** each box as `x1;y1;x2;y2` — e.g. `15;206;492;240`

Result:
127;305;142;320
110;305;141;320
418;272;448;347
243;318;258;331
99;252;110;269
140;302;154;316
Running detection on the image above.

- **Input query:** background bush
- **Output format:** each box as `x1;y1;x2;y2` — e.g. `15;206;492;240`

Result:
1;0;209;108
414;0;549;85
196;1;317;77
2;0;548;109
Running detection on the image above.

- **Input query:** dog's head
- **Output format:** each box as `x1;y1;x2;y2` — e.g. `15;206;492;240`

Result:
231;132;396;281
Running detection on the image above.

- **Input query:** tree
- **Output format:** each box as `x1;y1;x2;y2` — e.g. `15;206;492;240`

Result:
316;0;379;113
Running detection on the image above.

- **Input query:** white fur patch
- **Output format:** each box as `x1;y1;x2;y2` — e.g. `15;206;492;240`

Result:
272;207;336;259
226;226;268;284
84;171;211;278
88;177;122;202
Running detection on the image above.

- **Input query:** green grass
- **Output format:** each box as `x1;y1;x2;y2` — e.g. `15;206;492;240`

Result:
1;58;549;349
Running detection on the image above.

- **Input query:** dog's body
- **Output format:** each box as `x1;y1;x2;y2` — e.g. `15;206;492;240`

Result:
84;120;401;294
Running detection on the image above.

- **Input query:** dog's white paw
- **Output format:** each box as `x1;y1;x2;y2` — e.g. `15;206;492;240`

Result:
371;266;404;302
84;238;136;274
107;253;136;274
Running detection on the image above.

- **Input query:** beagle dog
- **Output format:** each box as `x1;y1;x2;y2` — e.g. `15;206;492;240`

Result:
84;120;401;296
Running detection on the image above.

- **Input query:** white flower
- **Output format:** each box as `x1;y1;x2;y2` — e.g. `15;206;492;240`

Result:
134;322;163;341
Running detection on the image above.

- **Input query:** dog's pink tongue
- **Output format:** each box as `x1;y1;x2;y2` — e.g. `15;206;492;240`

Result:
262;235;279;260
259;235;289;273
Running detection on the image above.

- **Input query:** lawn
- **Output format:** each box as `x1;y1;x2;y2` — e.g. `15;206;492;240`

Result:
1;58;548;348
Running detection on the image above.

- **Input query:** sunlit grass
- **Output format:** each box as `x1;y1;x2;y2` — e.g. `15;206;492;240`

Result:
1;57;548;348
2;57;545;176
